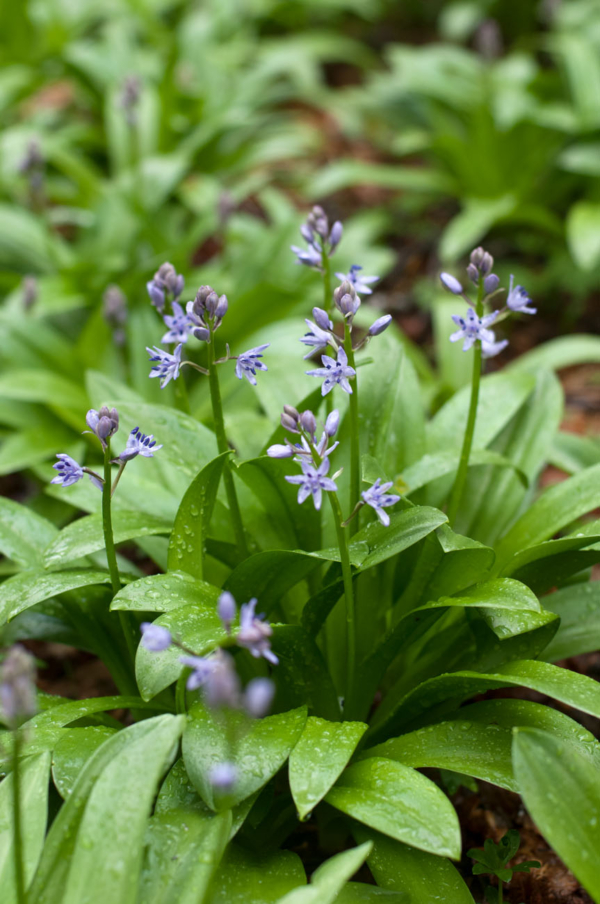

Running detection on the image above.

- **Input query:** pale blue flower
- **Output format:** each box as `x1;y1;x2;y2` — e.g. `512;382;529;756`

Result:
235;345;269;385
285;458;337;510
244;678;274;718
440;272;464;295
362;479;400;527
179;654;218;692
291;242;322;269
119;427;162;461
140;623;171;651
299;319;335;358
368;315;392;336
306;346;355;395
161;301;196;344
147;343;183;388
238;599;278;664
481;334;509;359
210;762;237;790
335;264;379;295
507;275;536;315
450;308;498;352
217;591;236;633
51;454;103;490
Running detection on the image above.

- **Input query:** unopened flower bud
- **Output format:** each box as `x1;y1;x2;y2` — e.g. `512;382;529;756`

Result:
484;273;500;294
281;406;300;432
244;678;274;718
205;292;220;317
325;409;340;437
300;224;314;243
312;307;332;331
470;246;493;274
368;314;392;336
103;285;127;327
440;272;463;295
147;280;165;311
22;276;38;311
217;592;237;633
300;410;317;437
0;645;37;727
308;205;329;238
193;285;214;316
215;295;228;319
328;221;343;251
194;327;210;342
267;443;294;458
466;263;479;285
140;623;172;652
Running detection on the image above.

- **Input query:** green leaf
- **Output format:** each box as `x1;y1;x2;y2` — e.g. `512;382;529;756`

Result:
403;449;528;495
422;525;495;601
207;845;306;904
0;369;86;410
111;571;221;613
567;200;600;270
354;506;448;571
167;452;231;580
0;753;51;903
182;702;307;811
334;885;405;903
43;511;172;568
0;497;57;568
325;758;461;859
513;729;600;901
358;828;475;903
439;195;516;261
306;161;451;196
508;335;600;375
494;463;600;570
499;520;600;578
289;717;367;819
0;570;111;626
271;626;340;721
275;843;373;904
51;727;116;799
543;581;600;661
0;204;71;273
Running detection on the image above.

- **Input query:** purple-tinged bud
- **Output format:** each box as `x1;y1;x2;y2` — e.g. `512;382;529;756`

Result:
210;762;237;791
308;205;329;238
140;622;172;652
173;274;185;300
338;293;360;319
328;221;343;251
96;416;114;440
312;307;332;331
300;410;317;437
466;263;479;285
300;223;314;243
368;314;392;336
205;292;220;318
325;409;340;437
194;327;210;342
281;415;298;433
215;294;228;319
484;273;500;294
244;677;275;718
217;591;237;633
193;285;214;317
147;280;165;312
267;443;294;459
470;246;493;274
283;404;299;420
440;272;463;295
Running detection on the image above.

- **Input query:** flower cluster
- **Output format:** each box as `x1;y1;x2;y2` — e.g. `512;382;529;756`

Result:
85;406;119;449
291;205;343;270
335;264;379;296
440;246;537;358
146;262;185;313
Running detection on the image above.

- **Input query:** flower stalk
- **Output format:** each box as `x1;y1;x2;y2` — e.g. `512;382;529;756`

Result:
12;731;25;904
343;325;361;534
328;492;355;704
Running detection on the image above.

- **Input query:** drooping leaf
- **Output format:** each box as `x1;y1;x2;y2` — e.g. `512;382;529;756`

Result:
111;571;221;614
51;727;117;799
0;570;111;626
0;497;57;568
543;581;600;661
271;626;340;721
207;845;306;904
275;843;373;904
44;512;172;568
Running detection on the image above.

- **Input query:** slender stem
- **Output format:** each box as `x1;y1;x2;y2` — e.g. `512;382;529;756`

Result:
446;284;485;526
328;492;355;704
111;461;126;497
207;329;248;559
344;326;361;535
102;446;121;597
320;241;333;315
498;880;503;904
12;731;26;904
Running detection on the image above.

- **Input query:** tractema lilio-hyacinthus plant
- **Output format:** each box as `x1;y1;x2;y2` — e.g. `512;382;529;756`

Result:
3;213;600;903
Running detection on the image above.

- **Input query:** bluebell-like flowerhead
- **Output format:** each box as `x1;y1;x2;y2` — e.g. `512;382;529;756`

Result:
140;622;172;652
51;454;103;491
210;762;237;791
244;677;275;718
147;343;183;388
217;591;237;634
362;479;401;527
306;346;356;395
335;264;379;296
147;262;184;311
450;308;498;352
85;406;119;448
238;598;279;664
285;458;338;510
235;344;269;385
333;280;360;320
507;275;536;315
299;318;336;359
161;301;196;345
292;206;343;269
119;427;162;462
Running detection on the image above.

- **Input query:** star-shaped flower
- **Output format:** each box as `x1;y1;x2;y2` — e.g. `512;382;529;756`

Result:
161;301;196;344
306;346;355;395
147;343;183;388
507;275;536;315
235;345;269;385
450;308;498;352
285;457;337;510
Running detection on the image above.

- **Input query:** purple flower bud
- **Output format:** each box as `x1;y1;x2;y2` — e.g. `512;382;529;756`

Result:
173;274;185;300
312;307;332;331
466;263;479;285
283;404;299;420
470;246;493;274
440;272;463;295
267;443;294;458
147;280;165;312
300;410;317;437
325;409;340;437
281;414;299;433
300;224;314;243
484;273;500;294
205;292;220;317
244;678;275;718
217;591;237;633
215;295;228;319
96;416;114;440
194;327;210;342
0;645;37;727
368;314;392;336
210;762;237;791
140;622;172;652
328;221;343;251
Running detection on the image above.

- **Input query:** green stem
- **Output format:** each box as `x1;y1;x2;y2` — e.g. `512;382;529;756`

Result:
328;493;355;704
102;446;121;597
172;343;191;413
344;326;361;535
321;241;333;315
12;731;26;904
207;330;248;559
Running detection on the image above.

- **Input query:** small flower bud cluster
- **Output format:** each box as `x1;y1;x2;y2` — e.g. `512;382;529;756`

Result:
0;645;37;728
102;285;128;346
440;245;537;359
146;262;185;313
119;75;141;126
189;284;229;341
291;205;343;270
86;406;119;448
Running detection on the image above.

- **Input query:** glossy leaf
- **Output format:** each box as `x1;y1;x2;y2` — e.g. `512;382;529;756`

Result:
497;519;600;579
513;729;600;901
0;497;57;568
543;581;600;661
289;717;368;819
276;843;373;904
167;451;231;580
508;334;600;375
403;449;528;495
44;511;172;568
182;702;307;811
354;506;448;571
271;626;340;721
567;200;600;270
0;752;50;903
111;570;221;614
0;569;111;626
334;885;405;903
325;758;461;859
51;727;117;799
208;845;306;904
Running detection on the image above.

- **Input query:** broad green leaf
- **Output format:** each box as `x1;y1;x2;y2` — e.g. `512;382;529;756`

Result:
306;161;451;196
208;845;306;904
498;520;600;579
0;369;86;410
558;142;600;176
0;570;111;626
543;581;600;662
271;626;340;721
51;727;117;799
0;752;50;903
0;204;71;272
354;506;448;571
566;200;600;270
289;717;367;819
439;195;516;261
421;525;495;601
167;452;231;580
111;571;221;613
0;497;57;568
513;729;600;901
370;659;600;742
361;698;600;792
182;702;307;810
508;334;600;375
357;828;475;904
334;885;405;903
403;449;527;495
276;843;373;904
59;715;184;904
325;758;460;858
44;512;172;568
550;431;600;474
494;463;600;570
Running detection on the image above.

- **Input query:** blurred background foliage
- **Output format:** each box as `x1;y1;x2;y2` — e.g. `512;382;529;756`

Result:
2;0;600;488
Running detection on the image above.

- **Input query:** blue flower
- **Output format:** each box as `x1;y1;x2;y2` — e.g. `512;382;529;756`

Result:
440;272;464;295
147;343;183;388
362;479;400;527
235;344;269;385
306;346;355;395
217;591;236;633
285;458;337;510
507;275;536;315
244;677;274;718
450;308;498;352
210;762;237;790
161;301;196;345
481;334;509;359
299;318;336;359
291;242;322;269
179;654;219;692
335;264;379;295
119;427;162;461
237;598;278;664
51;454;103;490
368;314;392;336
140;623;171;651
